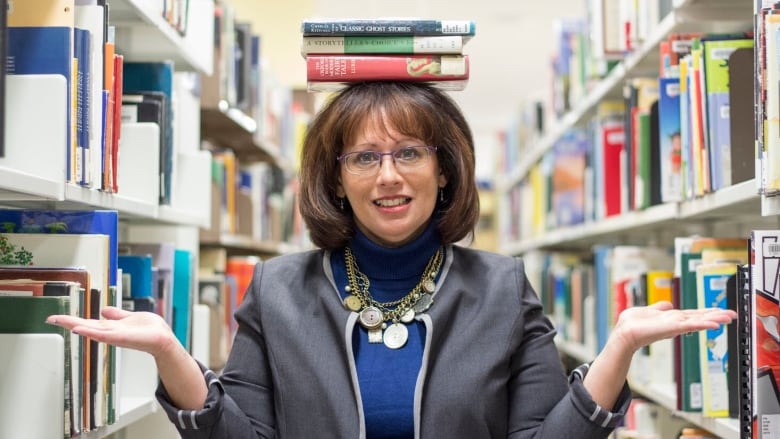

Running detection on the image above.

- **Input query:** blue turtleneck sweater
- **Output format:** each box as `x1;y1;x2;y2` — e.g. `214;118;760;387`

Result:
331;221;442;439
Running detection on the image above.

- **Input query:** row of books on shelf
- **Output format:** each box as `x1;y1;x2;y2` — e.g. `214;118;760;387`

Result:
198;142;305;247
614;398;721;438
6;0;210;207
0;208;201;438
196;248;259;371
501;30;754;238
551;0;675;118
9;0;121;190
526;232;780;436
201;0;296;161
298;18;475;92
756;2;780;195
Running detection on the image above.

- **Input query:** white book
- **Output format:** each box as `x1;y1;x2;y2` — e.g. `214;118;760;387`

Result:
2;233;110;428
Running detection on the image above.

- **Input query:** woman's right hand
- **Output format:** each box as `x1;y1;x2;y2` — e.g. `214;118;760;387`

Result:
46;306;179;360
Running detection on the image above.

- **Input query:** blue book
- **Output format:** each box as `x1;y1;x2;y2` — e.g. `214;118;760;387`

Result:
0;209;119;287
658;77;682;203
173;249;192;349
7;0;74;182
118;255;153;299
122;62;174;205
74;27;91;187
551;129;588;227
592;245;612;352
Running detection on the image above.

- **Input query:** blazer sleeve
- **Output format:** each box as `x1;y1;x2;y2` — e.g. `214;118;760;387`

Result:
506;259;630;439
155;261;276;439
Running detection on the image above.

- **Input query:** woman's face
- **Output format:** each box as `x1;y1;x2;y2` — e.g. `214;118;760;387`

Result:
336;119;447;247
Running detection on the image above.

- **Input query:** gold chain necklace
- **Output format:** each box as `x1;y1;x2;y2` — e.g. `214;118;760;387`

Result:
342;245;444;349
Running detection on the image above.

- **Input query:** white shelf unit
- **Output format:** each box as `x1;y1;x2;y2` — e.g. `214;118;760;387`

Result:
201;233;300;256
496;1;757;438
200;106;292;171
1;1;215;438
109;0;214;74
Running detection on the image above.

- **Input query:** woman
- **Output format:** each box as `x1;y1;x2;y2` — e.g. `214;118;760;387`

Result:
48;81;736;438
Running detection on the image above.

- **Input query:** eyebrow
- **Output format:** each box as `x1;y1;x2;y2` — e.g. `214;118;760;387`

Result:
349;140;425;150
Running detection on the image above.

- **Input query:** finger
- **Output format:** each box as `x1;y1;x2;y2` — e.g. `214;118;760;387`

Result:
46;314;89;329
102;306;132;320
650;300;674;311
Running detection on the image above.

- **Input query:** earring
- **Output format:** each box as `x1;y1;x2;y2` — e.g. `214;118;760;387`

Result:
339;197;345;210
439;188;444;203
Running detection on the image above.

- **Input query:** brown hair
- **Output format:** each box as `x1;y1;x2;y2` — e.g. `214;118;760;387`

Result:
298;81;480;250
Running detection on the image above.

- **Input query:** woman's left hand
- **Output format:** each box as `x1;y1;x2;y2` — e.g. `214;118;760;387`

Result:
610;301;737;354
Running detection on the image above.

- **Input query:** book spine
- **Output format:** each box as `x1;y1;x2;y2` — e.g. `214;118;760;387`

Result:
301;19;475;36
306;55;469;82
736;262;752;437
301;35;464;55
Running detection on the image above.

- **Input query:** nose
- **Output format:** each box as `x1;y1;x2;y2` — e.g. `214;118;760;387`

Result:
377;154;402;181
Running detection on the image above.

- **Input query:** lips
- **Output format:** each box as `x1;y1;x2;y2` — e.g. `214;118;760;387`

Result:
374;197;411;207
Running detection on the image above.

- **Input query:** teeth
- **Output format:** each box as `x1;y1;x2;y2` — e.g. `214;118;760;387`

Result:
375;198;409;207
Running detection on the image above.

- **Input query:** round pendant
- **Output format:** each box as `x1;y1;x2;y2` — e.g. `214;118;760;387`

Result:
412;293;433;314
343;294;362;312
400;308;415;323
359;306;384;329
383;323;408;349
423;278;436;293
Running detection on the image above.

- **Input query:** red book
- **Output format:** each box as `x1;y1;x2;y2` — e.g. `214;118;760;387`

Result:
111;54;123;193
306;54;469;84
602;122;625;217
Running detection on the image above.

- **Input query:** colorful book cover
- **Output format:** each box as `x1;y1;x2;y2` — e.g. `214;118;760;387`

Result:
0;209;118;287
701;37;753;191
696;262;738;418
301;19;476;36
750;231;780;438
117;254;154;300
301;35;466;55
551;130;587;227
658;77;682;203
680;252;704;412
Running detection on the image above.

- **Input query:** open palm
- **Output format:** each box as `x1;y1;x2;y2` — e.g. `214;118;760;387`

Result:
611;301;737;352
47;306;177;359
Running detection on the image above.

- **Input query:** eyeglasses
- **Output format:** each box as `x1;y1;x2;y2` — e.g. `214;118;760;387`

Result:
337;145;437;176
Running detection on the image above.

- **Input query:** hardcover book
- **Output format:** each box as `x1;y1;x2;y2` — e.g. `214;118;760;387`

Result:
0;295;74;437
301;18;476;36
122;61;175;205
0;209;119;287
306;54;469;86
7;0;75;182
301;35;467;55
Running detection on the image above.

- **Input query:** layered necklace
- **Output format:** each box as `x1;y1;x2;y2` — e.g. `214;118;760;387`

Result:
342;245;444;349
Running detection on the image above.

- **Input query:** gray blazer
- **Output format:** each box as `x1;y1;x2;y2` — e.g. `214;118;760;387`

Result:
158;245;630;438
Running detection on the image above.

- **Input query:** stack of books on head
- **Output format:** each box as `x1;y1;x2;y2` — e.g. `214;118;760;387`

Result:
301;18;475;92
